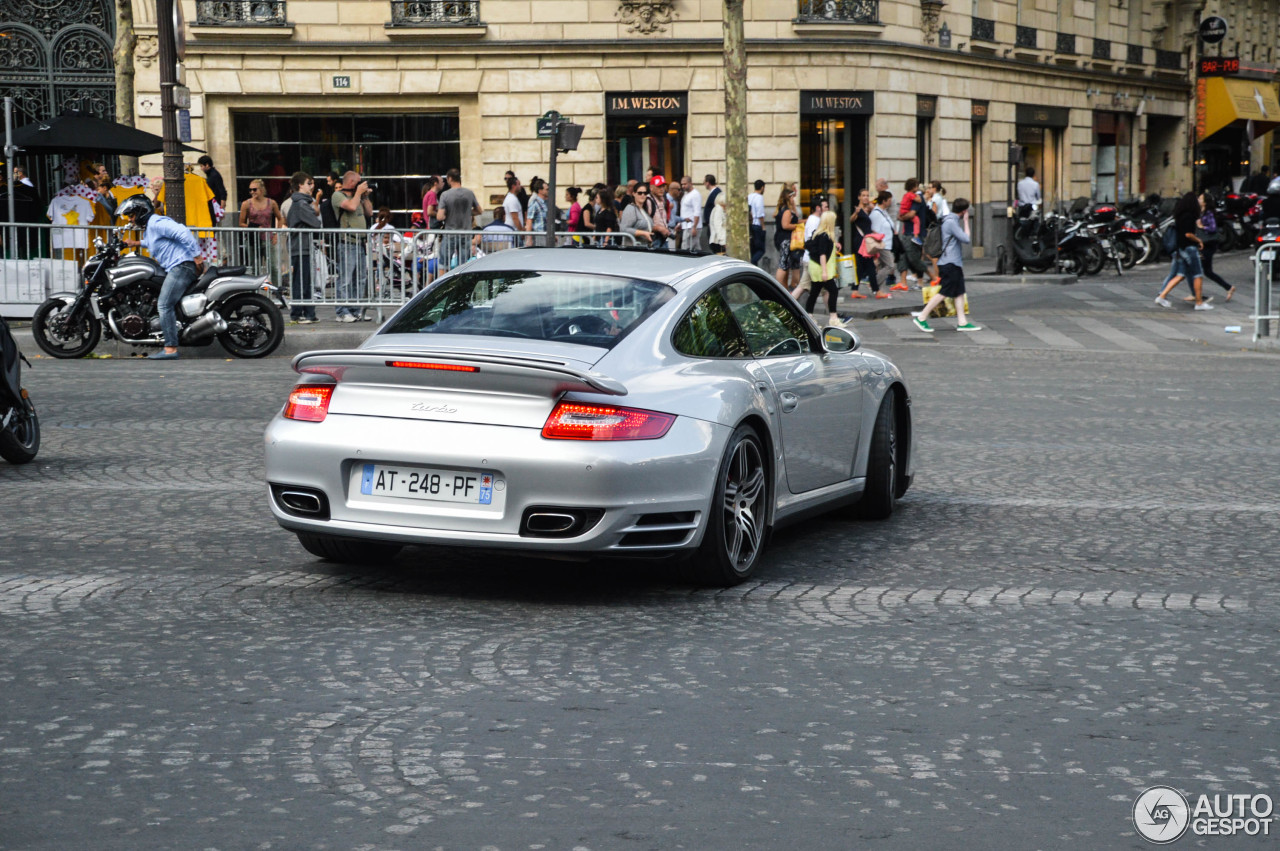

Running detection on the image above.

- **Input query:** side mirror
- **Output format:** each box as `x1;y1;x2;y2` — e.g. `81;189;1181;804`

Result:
822;325;860;352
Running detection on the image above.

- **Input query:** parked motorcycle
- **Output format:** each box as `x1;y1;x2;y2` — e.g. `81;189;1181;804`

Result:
1055;218;1103;276
1007;206;1058;273
0;314;39;464
31;229;286;360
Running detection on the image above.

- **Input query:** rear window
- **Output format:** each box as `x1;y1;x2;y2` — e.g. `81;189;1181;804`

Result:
383;270;674;349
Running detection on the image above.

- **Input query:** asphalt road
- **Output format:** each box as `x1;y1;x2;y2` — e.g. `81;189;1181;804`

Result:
1;272;1278;849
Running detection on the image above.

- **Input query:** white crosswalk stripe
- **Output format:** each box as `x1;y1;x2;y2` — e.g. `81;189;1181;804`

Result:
1006;315;1084;348
1063;315;1160;350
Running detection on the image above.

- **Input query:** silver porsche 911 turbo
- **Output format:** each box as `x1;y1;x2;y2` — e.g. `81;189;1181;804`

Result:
264;247;913;585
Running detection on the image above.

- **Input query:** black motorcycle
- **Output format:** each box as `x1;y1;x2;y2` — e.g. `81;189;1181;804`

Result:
0;314;39;464
31;229;286;360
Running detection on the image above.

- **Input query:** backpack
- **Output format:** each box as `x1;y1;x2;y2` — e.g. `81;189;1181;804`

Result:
922;221;943;258
1160;223;1177;254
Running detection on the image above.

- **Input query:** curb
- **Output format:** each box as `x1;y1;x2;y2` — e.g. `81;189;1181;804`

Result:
973;273;1078;285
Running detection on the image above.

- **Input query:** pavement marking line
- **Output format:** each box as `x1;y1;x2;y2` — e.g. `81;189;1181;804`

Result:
1064;316;1160;351
1122;316;1199;340
954;325;1009;345
1006;315;1085;348
1100;283;1150;301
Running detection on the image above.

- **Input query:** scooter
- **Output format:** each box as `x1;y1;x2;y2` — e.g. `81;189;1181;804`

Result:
0;314;39;464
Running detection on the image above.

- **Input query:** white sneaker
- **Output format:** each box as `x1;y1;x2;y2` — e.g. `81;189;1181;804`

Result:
1154;297;1171;308
1194;301;1214;311
337;314;357;323
906;274;919;285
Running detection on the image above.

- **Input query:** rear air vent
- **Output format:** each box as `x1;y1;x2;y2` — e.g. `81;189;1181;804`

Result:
615;512;700;549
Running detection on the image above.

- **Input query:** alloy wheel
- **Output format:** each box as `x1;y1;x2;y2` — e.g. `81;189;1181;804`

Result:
721;437;766;569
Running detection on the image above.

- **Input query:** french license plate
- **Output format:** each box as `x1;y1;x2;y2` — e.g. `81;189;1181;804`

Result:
359;463;493;504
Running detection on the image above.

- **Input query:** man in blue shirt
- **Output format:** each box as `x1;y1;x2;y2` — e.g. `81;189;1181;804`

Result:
912;198;979;333
118;195;201;360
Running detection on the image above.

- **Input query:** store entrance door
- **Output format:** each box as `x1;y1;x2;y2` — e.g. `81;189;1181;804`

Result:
799;91;873;235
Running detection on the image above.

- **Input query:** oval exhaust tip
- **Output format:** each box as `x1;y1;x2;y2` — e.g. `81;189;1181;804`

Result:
280;491;323;514
526;512;577;534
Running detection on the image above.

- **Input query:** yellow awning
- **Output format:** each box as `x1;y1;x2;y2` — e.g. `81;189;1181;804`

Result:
1197;77;1280;142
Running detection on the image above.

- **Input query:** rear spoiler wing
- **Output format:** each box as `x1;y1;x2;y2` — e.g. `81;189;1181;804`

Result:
291;349;629;397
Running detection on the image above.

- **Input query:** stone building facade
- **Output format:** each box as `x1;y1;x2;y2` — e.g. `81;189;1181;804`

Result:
8;1;1275;250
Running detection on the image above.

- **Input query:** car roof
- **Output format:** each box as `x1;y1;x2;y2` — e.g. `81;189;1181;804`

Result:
462;246;747;287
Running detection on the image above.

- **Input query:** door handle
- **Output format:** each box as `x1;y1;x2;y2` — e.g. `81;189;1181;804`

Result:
779;391;799;412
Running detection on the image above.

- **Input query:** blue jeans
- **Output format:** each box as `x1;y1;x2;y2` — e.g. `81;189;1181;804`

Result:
336;240;365;317
158;261;199;348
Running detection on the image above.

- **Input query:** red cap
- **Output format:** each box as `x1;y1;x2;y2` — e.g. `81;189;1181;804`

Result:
650;175;666;187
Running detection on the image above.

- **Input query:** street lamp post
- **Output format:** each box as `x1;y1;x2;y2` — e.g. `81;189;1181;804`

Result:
156;0;185;223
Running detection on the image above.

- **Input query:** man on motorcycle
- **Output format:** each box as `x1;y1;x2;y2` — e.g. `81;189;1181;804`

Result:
117;196;202;360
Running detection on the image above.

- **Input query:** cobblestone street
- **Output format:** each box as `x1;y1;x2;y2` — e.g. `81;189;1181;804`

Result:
2;273;1278;847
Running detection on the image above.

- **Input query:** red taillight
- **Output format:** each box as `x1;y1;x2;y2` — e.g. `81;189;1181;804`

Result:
283;384;334;422
386;360;479;372
541;401;675;441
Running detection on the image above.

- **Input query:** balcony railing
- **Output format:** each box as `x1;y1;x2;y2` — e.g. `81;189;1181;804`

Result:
388;0;481;26
1155;48;1182;70
970;16;995;43
1015;25;1037;49
1126;43;1144;64
1092;38;1111;60
796;0;881;25
195;0;288;25
1055;32;1076;54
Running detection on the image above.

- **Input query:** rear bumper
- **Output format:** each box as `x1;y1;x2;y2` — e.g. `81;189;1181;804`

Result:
263;412;727;552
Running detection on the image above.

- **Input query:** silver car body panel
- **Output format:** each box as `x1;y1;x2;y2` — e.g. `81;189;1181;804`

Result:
264;248;912;553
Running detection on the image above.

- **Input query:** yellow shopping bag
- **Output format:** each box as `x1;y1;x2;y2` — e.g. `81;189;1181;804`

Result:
921;284;971;318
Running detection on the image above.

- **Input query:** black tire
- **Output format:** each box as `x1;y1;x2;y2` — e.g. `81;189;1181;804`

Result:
31;297;101;359
296;532;402;564
854;393;898;520
217;293;284;358
1081;242;1106;276
1118;238;1139;270
0;391;39;464
688;424;770;586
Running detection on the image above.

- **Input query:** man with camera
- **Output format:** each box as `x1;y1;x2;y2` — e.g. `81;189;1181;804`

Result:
331;170;374;322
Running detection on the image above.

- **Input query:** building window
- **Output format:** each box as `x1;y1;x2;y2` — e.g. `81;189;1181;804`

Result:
231;113;461;223
388;1;481;26
194;1;289;26
795;1;880;24
1015;25;1037;48
1092;112;1131;202
971;16;995;42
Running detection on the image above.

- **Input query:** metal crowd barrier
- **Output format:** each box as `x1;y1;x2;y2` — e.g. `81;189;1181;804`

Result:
1252;241;1278;341
2;222;636;318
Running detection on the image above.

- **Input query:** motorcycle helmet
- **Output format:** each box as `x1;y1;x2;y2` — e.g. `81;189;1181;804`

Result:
117;194;155;228
1268;176;1280;195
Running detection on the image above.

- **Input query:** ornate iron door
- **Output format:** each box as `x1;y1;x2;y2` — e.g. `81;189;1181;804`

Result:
1;0;116;121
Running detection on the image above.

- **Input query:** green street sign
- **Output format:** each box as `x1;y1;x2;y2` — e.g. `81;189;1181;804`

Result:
536;110;570;139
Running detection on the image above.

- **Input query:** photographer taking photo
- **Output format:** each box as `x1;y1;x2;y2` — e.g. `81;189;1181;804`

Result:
331;171;374;322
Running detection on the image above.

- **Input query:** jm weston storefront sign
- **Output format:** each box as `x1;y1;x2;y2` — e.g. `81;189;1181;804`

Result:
606;93;688;117
801;91;875;115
